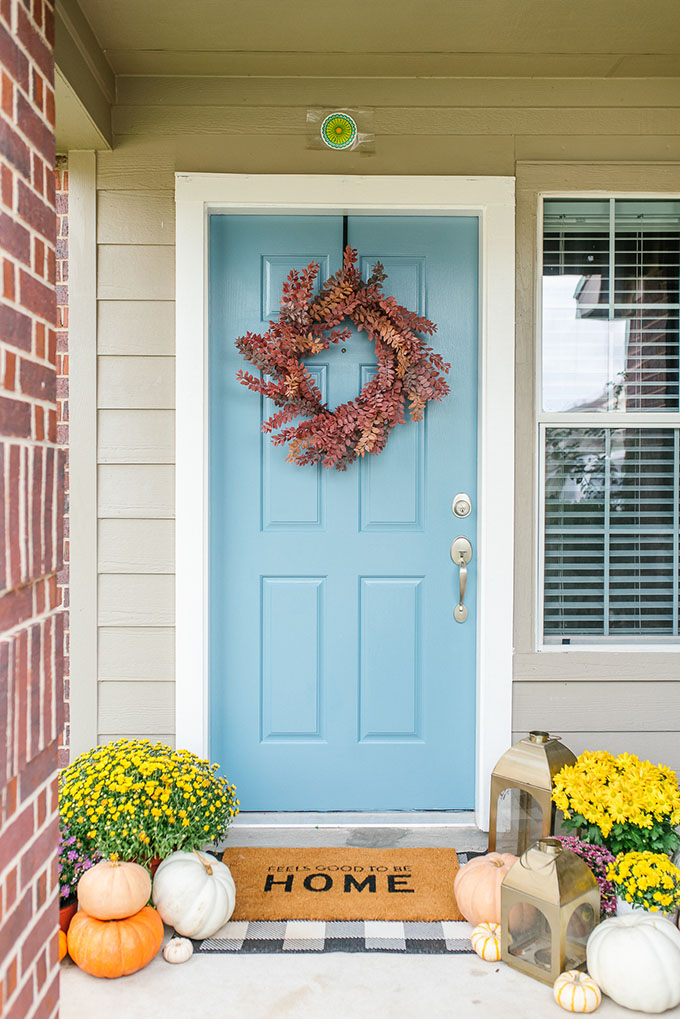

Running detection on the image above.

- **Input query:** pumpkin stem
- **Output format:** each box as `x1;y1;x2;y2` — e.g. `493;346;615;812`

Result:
192;849;213;876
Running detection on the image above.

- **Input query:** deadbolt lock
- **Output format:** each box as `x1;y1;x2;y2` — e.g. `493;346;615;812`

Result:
452;493;472;518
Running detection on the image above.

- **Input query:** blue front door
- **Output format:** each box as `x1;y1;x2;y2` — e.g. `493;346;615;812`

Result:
209;214;478;810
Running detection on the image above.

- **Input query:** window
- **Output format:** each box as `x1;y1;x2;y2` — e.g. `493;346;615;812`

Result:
540;198;680;645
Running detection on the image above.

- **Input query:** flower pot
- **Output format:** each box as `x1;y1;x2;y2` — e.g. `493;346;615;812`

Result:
59;900;78;933
616;895;677;922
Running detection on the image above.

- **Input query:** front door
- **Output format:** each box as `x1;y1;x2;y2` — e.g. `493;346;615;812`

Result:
209;214;478;810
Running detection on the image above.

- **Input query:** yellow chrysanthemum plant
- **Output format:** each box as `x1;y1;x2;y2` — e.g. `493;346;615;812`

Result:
59;739;240;864
552;751;680;856
607;852;680;913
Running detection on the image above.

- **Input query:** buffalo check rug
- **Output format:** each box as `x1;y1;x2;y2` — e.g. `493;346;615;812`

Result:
193;851;481;955
194;918;476;955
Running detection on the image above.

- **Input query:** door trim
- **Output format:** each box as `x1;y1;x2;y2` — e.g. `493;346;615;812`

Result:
175;174;515;829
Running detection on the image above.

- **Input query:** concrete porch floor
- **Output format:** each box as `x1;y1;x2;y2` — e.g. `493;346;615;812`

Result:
60;824;680;1018
60;938;680;1019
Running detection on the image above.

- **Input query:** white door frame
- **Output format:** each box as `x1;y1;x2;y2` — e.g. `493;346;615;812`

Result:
174;173;515;830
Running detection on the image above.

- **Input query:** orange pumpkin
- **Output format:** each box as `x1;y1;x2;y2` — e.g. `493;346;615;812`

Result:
58;929;68;962
67;905;164;978
454;852;518;925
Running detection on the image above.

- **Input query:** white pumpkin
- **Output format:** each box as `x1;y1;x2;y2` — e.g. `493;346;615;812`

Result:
587;913;680;1014
152;850;236;940
470;922;501;962
163;936;194;964
553;970;601;1013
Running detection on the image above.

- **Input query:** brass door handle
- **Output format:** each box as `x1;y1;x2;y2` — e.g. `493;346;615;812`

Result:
450;536;472;623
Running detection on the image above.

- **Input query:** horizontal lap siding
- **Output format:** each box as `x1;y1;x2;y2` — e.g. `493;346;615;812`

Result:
94;75;680;764
96;185;174;744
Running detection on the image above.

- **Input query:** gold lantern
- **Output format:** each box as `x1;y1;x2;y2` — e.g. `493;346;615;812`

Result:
488;730;576;855
501;838;600;985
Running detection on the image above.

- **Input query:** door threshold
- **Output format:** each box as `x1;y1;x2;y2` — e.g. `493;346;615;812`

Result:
222;811;488;851
234;811;477;828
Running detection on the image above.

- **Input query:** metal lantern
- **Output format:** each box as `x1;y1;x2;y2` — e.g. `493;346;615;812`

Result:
488;730;576;855
501;838;600;985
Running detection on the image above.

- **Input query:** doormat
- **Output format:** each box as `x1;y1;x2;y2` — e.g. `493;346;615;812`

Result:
219;846;465;923
195;918;475;955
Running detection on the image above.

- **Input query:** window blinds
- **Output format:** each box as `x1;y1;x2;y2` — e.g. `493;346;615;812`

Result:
544;427;679;641
541;199;680;644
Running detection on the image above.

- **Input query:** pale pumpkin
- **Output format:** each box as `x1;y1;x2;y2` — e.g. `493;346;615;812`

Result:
152;850;236;940
470;922;501;962
454;852;517;925
163;936;194;964
587;913;680;1013
67;905;164;979
58;929;68;963
77;859;151;921
553;971;601;1013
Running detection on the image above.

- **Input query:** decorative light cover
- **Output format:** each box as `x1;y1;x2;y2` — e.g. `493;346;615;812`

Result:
501;838;600;985
320;112;358;150
488;731;576;856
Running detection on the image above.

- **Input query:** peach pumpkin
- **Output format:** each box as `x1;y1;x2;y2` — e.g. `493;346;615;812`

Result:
67;905;163;978
77;859;151;921
454;852;517;925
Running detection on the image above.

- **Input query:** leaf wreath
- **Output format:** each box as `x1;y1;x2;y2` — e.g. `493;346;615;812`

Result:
235;246;451;470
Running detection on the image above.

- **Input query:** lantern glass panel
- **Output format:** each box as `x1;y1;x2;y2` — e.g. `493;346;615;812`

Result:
507;905;552;972
566;901;598;962
494;787;544;855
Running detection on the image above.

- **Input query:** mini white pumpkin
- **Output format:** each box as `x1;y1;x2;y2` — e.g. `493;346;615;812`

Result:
163;936;194;964
553;971;601;1013
470;922;501;961
587;913;680;1014
152;850;236;940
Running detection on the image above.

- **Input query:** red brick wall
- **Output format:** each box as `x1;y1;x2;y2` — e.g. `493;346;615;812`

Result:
0;0;62;1016
55;154;68;766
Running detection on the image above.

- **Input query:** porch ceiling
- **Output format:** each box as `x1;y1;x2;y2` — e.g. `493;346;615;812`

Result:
74;0;680;78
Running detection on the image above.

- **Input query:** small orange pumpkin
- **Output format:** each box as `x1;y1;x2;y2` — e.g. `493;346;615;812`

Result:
77;859;151;921
67;905;164;978
58;929;68;962
454;852;517;925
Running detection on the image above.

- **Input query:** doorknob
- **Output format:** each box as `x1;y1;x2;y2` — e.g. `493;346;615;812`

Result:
450;536;472;623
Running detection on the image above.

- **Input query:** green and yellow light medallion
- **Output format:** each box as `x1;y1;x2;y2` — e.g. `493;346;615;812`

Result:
320;112;358;150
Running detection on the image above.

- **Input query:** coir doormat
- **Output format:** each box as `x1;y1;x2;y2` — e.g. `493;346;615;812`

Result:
220;846;464;922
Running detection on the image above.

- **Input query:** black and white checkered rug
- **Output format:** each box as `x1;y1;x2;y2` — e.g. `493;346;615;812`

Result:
195;918;475;955
194;850;481;955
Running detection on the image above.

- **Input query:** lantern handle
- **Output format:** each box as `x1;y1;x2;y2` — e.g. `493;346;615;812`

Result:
519;839;563;872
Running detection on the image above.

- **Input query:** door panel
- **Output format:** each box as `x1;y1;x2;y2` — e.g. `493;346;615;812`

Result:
209;214;478;809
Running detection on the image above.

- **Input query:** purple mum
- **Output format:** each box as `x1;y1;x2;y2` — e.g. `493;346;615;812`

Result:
555;835;617;918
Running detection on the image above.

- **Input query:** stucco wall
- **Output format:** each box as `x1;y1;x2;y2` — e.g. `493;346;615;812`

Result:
93;75;680;777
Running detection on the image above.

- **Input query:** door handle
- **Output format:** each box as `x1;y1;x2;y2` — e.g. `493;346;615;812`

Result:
450;536;472;623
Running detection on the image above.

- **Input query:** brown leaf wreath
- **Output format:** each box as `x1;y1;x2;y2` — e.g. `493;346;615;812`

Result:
235;247;451;470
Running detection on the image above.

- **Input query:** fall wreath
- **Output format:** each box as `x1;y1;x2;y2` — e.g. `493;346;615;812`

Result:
235;247;451;470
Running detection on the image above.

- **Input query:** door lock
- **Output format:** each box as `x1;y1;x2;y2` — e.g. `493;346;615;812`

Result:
452;493;472;518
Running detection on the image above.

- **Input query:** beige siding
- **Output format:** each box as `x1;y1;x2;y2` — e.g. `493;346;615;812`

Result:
99;627;174;681
98;301;175;356
98;356;175;409
93;73;680;764
98;410;175;463
98;519;174;573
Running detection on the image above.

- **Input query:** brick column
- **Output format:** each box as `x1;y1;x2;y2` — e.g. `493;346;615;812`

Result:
0;0;63;1016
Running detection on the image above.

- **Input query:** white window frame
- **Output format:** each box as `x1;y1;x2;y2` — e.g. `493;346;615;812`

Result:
536;191;680;653
174;173;515;829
